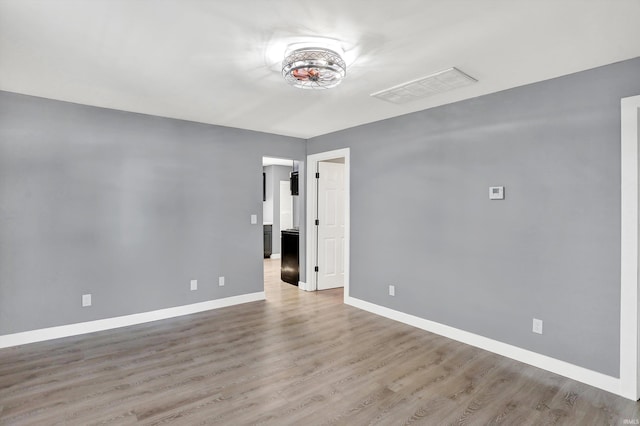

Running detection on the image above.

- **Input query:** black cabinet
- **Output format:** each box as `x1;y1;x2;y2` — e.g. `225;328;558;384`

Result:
263;224;272;258
281;229;299;285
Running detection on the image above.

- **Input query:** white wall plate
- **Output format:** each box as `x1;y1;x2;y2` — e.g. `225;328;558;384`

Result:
489;186;505;200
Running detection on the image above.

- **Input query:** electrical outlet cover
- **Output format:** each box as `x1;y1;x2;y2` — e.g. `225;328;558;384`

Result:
532;318;543;334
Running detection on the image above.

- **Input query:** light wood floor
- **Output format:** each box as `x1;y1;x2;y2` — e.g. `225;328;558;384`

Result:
0;259;638;425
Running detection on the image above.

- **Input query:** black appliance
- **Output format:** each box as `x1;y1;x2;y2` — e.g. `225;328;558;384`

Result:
263;224;272;258
281;228;299;285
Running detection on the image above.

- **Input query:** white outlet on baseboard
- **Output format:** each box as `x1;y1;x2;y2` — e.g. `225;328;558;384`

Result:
82;294;92;307
532;318;543;334
190;279;198;291
219;276;225;286
389;285;395;296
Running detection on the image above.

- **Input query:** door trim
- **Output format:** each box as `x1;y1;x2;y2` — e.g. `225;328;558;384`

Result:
620;95;640;400
305;148;350;298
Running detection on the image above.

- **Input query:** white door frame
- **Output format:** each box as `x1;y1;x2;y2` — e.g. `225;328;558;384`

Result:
620;95;640;400
305;148;350;298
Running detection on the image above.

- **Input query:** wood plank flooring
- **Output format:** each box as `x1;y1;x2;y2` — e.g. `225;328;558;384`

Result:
0;258;638;425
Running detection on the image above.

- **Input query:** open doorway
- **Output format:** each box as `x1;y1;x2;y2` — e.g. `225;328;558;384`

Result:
262;157;301;294
305;148;350;298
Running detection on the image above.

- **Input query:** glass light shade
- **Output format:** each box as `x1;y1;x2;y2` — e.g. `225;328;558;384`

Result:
282;47;346;90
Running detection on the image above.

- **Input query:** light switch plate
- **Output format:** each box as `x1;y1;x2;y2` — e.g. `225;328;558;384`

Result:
250;214;258;224
489;186;505;200
82;294;92;307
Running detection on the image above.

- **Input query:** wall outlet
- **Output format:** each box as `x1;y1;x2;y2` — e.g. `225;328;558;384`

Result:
219;276;225;287
389;285;395;296
82;294;92;307
532;318;543;334
190;279;198;291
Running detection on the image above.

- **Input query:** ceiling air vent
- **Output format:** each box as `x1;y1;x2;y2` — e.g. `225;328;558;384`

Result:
371;67;477;104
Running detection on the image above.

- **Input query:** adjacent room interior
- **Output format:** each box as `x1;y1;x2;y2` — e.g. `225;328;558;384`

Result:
262;156;302;290
1;1;640;424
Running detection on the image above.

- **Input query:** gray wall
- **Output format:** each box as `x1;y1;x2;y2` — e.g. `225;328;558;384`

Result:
0;91;305;335
308;57;640;377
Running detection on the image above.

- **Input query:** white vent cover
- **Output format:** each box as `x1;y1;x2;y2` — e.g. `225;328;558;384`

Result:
371;67;477;104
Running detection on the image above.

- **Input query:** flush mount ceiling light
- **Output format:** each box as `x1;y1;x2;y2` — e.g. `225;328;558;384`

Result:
282;45;346;90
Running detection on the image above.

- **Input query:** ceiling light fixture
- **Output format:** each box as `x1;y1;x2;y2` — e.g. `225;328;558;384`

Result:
282;45;346;90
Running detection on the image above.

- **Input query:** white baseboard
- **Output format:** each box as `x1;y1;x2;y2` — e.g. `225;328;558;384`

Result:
298;281;309;291
270;253;281;259
0;292;265;349
345;296;626;399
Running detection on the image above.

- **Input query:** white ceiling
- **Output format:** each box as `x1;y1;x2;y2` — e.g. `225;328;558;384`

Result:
1;1;639;139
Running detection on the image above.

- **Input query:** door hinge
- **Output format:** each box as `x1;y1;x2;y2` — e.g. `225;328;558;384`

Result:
315;219;319;226
316;172;320;179
314;266;319;272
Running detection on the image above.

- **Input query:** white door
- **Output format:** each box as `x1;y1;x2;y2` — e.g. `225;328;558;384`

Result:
317;161;345;290
279;180;293;234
